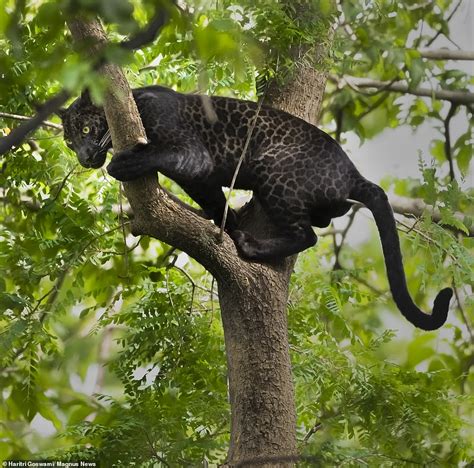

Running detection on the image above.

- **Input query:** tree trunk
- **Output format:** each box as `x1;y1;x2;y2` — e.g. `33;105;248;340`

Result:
68;5;331;466
219;257;296;465
221;10;331;465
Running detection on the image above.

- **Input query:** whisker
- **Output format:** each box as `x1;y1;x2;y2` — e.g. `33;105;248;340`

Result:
99;129;110;144
99;129;111;148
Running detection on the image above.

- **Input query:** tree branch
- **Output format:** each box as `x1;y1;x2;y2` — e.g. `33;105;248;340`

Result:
67;17;257;288
389;194;473;236
329;75;474;105
0;112;63;130
425;0;463;47
0;1;176;157
419;48;474;60
443;103;457;181
120;5;173;51
0;90;70;156
453;286;473;343
124;178;258;284
333;205;360;270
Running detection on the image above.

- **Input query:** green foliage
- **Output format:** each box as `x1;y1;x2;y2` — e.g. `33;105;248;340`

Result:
47;274;229;466
291;249;472;465
0;0;473;466
323;0;472;148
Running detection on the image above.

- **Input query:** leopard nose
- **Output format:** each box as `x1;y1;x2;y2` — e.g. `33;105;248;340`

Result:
77;147;99;167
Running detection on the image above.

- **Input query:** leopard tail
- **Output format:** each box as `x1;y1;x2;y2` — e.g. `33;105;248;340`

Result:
349;178;452;330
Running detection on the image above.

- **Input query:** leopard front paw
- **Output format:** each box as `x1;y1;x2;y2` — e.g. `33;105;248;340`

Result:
107;143;154;181
107;157;138;181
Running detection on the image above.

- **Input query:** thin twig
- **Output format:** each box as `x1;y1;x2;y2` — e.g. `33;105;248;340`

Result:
218;106;262;240
419;49;474;61
443;103;457;181
218;91;267;241
319;229;344;237
43;166;78;207
0;90;70;156
426;0;463;47
453;286;473;342
333;205;360;270
397;219;462;268
357;91;391;120
329;75;474;105
10;269;68;361
302;422;322;443
118;184;130;279
334;108;343;143
209;275;216;326
172;265;212;295
155;247;177;268
29;284;59;316
7;222;129;363
166;260;216;314
169;265;196;313
164;270;175;309
389;194;472;236
350;273;385;295
121;3;175;51
0;112;63;130
37;269;69;323
350;75;402;97
93;239;141;256
142;429;171;468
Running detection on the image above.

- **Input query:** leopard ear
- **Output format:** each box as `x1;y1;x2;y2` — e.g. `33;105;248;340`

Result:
80;89;92;105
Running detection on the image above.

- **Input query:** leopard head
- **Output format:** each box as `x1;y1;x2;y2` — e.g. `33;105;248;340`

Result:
58;91;111;169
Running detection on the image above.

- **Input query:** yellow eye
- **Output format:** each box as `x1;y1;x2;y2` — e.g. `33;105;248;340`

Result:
82;126;90;134
65;139;73;146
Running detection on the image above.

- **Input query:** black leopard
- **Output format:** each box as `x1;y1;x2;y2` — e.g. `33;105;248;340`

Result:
58;86;452;330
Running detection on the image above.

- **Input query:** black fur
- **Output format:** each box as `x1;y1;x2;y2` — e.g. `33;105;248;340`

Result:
59;86;452;330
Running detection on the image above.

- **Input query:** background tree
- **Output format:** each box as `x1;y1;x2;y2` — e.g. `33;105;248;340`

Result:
0;0;472;466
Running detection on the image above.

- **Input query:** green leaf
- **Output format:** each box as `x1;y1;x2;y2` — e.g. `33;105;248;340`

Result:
386;48;405;66
68;404;95;425
36;2;63;27
359;106;389;139
10;384;38;422
407;334;434;367
430;139;445;162
439;207;469;235
456;145;472;175
407;57;425;89
61;61;91;91
38;394;62;430
0;292;27;311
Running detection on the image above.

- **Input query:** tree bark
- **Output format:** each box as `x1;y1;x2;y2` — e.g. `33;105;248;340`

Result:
221;12;331;464
68;7;330;467
68;19;148;152
419;48;474;61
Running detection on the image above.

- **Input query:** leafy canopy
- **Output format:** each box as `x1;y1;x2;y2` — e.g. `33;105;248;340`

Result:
0;0;472;465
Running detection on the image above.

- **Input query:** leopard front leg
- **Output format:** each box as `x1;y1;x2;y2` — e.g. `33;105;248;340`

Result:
106;142;153;181
107;140;213;182
180;183;239;232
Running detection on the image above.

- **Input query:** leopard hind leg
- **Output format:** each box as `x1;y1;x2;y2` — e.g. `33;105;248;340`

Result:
231;223;316;262
311;201;353;227
230;189;317;261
